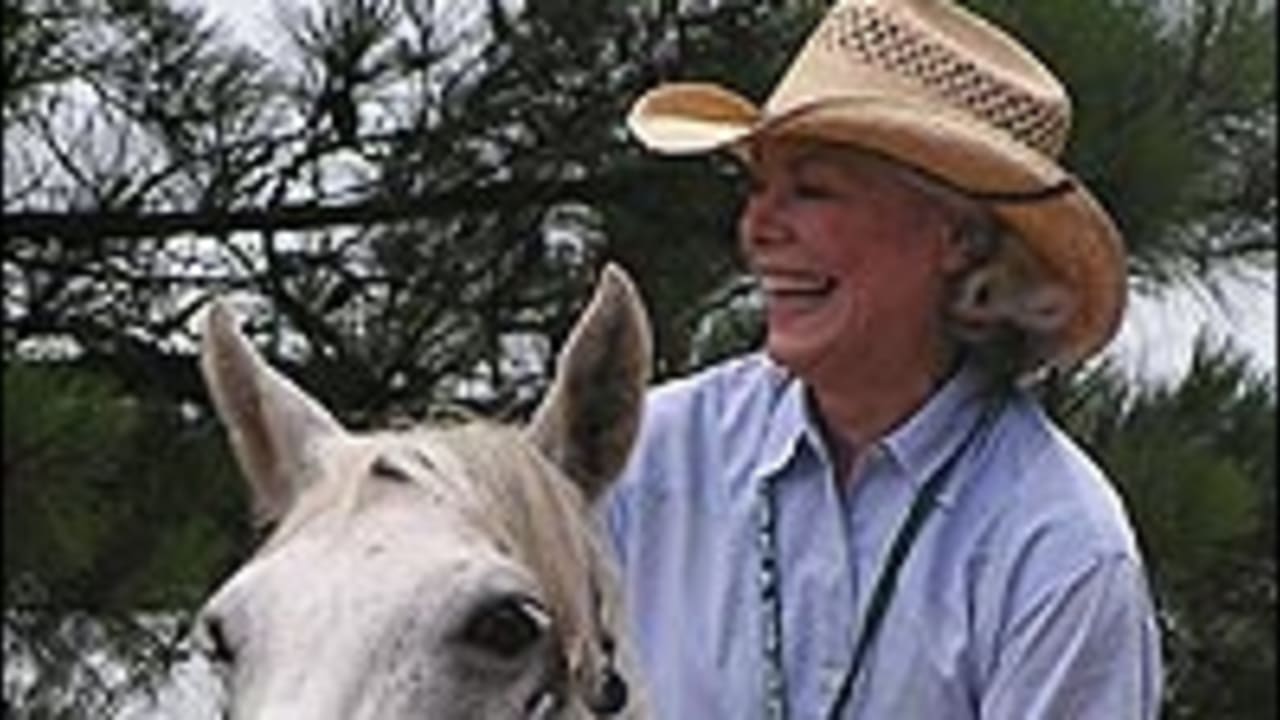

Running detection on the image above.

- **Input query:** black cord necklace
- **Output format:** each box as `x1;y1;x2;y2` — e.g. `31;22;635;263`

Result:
755;398;1002;720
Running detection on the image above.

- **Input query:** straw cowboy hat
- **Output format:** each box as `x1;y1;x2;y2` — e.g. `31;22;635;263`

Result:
627;0;1126;367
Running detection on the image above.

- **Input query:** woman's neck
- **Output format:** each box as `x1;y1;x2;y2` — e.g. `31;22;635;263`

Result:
806;344;958;480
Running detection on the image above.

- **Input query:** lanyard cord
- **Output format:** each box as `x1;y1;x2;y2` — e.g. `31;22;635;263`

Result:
756;397;1003;720
757;469;789;720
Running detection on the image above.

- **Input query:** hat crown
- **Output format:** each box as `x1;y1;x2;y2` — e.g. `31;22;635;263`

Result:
765;0;1072;158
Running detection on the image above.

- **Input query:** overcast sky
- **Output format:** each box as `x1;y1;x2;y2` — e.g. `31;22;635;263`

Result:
199;0;1275;386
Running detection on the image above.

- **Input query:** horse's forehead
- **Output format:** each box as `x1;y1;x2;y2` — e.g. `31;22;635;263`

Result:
226;432;487;580
323;431;450;480
198;516;537;715
306;431;483;512
234;426;594;617
212;493;511;624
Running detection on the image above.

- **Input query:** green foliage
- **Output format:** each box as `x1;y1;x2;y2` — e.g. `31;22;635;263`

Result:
4;363;251;715
6;368;144;606
4;364;247;609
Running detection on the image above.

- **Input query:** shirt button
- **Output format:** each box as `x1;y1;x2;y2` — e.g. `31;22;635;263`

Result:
865;443;890;469
822;661;844;695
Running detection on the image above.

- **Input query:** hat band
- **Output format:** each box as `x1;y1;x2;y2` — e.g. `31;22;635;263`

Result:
966;178;1074;204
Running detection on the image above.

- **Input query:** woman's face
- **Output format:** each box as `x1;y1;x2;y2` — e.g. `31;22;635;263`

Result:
738;138;967;382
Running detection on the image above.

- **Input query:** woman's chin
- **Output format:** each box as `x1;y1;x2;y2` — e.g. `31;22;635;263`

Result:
764;332;832;379
763;297;853;373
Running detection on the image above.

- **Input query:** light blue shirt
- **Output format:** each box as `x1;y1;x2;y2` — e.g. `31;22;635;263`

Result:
605;353;1162;720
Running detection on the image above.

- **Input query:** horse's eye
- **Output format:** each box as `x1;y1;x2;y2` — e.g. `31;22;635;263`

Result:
458;595;551;659
200;614;237;666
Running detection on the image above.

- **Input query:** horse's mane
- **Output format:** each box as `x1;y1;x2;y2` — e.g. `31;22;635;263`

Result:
256;419;621;676
435;422;621;667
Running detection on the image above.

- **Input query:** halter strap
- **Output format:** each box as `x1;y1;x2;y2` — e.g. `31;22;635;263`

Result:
756;396;1004;720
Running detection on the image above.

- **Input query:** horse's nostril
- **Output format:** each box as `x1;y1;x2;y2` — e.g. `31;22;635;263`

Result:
200;614;237;666
457;594;550;659
587;667;629;716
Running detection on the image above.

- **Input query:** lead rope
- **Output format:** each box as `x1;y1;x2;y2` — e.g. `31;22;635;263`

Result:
756;397;1003;720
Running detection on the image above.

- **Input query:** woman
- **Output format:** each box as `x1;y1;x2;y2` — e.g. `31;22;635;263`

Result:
604;0;1163;718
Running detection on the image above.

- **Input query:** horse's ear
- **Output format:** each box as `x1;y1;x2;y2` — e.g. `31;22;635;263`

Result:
527;264;652;503
200;301;345;525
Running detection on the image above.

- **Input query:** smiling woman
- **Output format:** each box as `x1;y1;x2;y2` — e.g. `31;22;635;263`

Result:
605;1;1163;718
738;140;974;428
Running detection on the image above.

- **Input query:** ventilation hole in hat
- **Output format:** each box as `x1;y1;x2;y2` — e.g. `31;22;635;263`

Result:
899;49;923;72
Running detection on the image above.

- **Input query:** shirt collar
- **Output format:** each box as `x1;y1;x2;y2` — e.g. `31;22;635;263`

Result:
879;361;994;508
752;357;997;508
752;358;827;483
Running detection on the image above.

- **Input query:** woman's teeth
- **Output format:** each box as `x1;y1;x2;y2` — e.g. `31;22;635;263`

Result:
760;272;834;296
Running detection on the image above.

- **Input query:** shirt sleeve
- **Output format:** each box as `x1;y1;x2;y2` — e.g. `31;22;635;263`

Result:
981;554;1164;719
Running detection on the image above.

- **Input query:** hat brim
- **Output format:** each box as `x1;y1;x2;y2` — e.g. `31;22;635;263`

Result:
627;82;1126;368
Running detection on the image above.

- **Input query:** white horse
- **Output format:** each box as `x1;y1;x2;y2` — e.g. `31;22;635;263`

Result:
194;265;651;719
